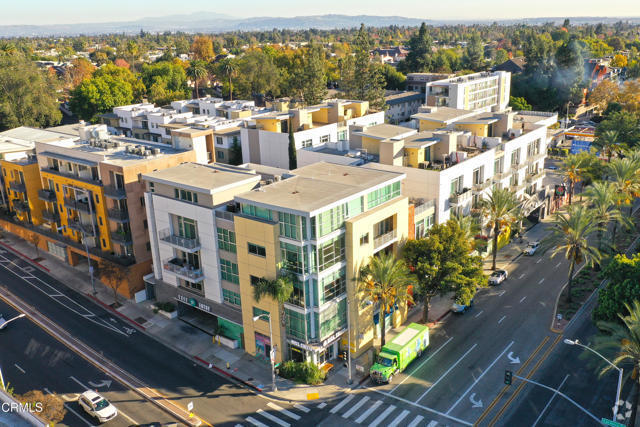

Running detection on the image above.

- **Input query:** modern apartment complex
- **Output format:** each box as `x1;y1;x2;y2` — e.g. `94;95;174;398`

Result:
425;71;511;113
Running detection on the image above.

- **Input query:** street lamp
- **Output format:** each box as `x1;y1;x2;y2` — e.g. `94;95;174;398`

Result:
252;313;277;392
346;298;353;385
565;101;575;129
76;220;96;295
0;313;25;330
564;338;623;421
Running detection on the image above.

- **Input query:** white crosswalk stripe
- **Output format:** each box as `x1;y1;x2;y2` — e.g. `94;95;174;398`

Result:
342;396;370;418
355;400;382;424
426;421;438;427
369;404;396;427
267;402;301;420
294;403;310;413
330;394;355;413
246;416;269;427
407;415;425;427
256;409;290;427
317;402;327;409
387;409;410;427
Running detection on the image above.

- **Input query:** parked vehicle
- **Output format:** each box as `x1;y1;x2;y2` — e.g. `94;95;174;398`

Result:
451;299;474;313
489;269;508;286
523;241;540;256
78;391;117;423
370;323;429;384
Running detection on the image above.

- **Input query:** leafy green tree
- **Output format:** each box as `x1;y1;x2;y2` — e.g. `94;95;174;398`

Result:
141;61;190;105
593;130;624;162
400;23;433;73
300;43;327;105
229;138;243;165
403;220;486;323
594;256;640;323
0;54;61;131
234;50;281;99
381;64;406;90
546;204;601;304
494;48;510;65
480;188;521;270
186;60;208;99
357;252;413;346
584;181;625;251
288;124;297;169
449;211;481;250
597;111;640;148
463;33;485;70
509;96;532;111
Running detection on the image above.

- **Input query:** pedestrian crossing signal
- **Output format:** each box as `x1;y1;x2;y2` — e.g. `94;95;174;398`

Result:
504;370;513;385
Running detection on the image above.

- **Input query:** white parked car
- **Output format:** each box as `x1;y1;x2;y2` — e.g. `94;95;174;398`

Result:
523;241;540;256
78;391;117;423
489;269;508;286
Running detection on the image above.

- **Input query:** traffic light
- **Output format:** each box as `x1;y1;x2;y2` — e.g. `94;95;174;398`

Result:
504;370;513;385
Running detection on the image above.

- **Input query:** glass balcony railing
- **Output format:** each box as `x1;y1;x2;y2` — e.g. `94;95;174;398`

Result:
158;228;200;252
163;257;204;282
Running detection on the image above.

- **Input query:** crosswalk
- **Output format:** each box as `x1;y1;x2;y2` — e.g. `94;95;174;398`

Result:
240;394;444;427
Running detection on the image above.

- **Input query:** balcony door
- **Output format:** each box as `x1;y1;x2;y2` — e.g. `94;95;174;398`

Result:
177;216;197;239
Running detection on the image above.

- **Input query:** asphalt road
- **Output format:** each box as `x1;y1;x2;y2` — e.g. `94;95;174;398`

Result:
0;242;317;426
0;298;175;426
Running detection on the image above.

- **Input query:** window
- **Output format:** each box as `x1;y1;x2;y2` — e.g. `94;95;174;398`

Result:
250;275;261;286
94;194;99;204
146;242;151;251
285;309;307;340
317;235;345;271
216;136;224;145
248;243;266;257
280;242;304;274
338;130;347;141
360;233;369;245
301;139;312;148
241;204;272;220
175;189;198;203
279;212;298;239
177;216;197;239
223;289;241;306
102;239;106;247
367;182;401;209
320;135;329;143
217;228;236;253
143;219;148;229
217;151;224;159
320;268;346;304
511;148;521;166
253;307;270;320
149;182;154;193
220;259;239;284
374;216;394;238
319;299;347;339
140;196;145;206
314;204;346;237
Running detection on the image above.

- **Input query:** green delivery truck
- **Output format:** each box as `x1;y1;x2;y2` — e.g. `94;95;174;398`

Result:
370;323;429;383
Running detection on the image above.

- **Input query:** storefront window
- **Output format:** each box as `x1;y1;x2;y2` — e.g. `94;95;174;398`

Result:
318;299;347;340
285;309;307;341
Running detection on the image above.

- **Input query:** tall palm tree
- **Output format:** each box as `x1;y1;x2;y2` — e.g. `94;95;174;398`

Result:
561;154;589;205
594;130;623;162
358;252;414;347
480;188;520;270
253;273;294;327
546;204;601;303
594;300;640;426
449;212;481;251
0;41;17;57
220;58;238;101
585;181;627;251
608;157;640;211
186;60;208;99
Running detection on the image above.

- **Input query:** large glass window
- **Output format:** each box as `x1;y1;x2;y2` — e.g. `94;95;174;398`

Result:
279;212;298;240
315;204;345;237
177;216;197;239
280;242;304;274
285;309;307;341
220;259;239;284
248;243;266;257
253;307;270;320
317;235;345;272
222;289;241;306
287;277;305;307
217;228;236;253
347;197;363;217
319;268;346;304
367;182;400;209
319;299;347;339
241;204;272;220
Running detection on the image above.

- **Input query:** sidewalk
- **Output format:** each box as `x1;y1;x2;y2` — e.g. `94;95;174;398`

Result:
482;219;553;272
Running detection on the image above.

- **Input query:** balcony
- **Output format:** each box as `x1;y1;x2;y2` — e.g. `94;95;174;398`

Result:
104;185;127;200
162;257;204;282
110;230;133;245
41;209;60;223
373;229;398;251
510;183;526;192
12;200;29;212
527;152;546;163
107;207;129;223
68;219;98;235
9;181;26;193
215;210;235;223
38;189;57;202
413;199;435;216
526;170;546;183
510;162;527;171
492;170;512;182
449;188;473;206
158;228;200;253
64;197;93;214
472;179;492;193
42;167;102;186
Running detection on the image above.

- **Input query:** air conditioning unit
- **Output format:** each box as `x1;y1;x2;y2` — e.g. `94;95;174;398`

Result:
273;176;281;182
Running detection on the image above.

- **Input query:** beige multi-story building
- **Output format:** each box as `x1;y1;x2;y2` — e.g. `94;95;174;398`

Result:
426;71;511;113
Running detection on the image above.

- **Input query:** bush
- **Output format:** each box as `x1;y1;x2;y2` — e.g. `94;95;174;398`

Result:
560;148;569;157
154;301;176;312
278;361;326;385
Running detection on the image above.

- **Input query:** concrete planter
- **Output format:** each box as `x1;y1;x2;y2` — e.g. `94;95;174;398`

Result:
158;309;177;319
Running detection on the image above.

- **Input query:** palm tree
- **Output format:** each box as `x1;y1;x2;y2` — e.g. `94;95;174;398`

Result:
561;154;588;205
449;212;480;251
220;58;238;101
480;188;520;270
186;60;208;99
585;181;626;251
253;273;294;327
594;130;623;162
608;158;640;212
546;204;601;304
593;300;640;426
358;252;414;347
0;41;17;57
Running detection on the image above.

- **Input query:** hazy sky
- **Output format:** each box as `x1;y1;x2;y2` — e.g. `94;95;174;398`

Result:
2;0;639;26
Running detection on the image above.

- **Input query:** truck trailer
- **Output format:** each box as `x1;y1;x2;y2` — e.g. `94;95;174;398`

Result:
370;323;429;383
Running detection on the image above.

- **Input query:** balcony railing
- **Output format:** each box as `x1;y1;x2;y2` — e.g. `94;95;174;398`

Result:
163;258;204;282
492;170;512;181
215;210;235;222
158;228;200;252
9;181;26;193
526;170;546;183
104;185;127;199
38;189;57;202
472;179;492;192
68;219;97;235
42;167;102;186
413;199;436;217
41;209;59;223
373;229;398;250
511;162;527;171
510;183;526;192
12;200;29;212
527;152;546;163
64;198;93;214
107;208;129;223
110;230;133;245
449;188;473;206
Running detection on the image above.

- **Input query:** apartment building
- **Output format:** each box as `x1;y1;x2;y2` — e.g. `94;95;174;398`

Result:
406;73;454;95
426;71;511;113
384;91;424;124
240;100;385;169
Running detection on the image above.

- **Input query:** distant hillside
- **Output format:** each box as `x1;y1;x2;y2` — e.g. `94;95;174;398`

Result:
1;13;639;37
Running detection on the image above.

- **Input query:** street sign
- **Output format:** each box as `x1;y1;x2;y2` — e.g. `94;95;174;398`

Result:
187;401;194;411
601;418;625;427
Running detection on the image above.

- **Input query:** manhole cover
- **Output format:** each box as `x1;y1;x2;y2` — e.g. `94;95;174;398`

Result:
135;317;147;324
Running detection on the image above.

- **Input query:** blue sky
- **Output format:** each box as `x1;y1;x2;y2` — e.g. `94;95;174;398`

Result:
2;0;639;26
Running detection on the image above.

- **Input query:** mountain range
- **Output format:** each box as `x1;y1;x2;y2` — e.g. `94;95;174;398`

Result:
1;13;639;38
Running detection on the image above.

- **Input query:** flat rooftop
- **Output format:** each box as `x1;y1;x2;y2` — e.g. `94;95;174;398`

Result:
237;162;404;214
411;107;477;123
353;124;417;140
402;131;440;149
143;162;260;193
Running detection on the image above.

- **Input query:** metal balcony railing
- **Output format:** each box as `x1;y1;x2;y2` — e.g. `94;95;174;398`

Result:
38;189;57;202
12;200;29;212
107;208;129;222
413;199;436;216
9;181;26;193
472;179;492;192
373;229;398;249
68;219;97;235
163;258;204;282
104;185;127;199
158;228;200;252
526;170;546;183
41;210;60;223
110;230;133;245
64;198;93;214
43;167;102;186
215;210;235;222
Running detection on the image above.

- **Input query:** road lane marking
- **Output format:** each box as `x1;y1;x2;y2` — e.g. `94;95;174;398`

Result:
387;409;410;427
417;343;478;402
520;296;527;303
518;273;525;279
293;403;310;413
407;415;425;427
317;402;327;409
44;387;94;427
267;402;300;420
498;315;506;324
246;416;269;427
342;396;369;418
536;258;542;263
390;336;454;393
445;341;515;415
532;374;570;426
330;394;354;413
426;422;438;427
14;363;25;374
498;290;506;297
538;278;545;284
474;310;484;318
555;262;562;268
68;376;139;425
354;400;381;423
369;404;396;427
256;409;289;427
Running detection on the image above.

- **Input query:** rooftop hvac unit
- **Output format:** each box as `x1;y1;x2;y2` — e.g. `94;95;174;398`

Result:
273;176;281;182
152;148;161;155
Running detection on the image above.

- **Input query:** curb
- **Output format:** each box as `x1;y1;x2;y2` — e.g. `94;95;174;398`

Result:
85;293;147;330
428;309;452;327
0;239;50;272
193;355;263;392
